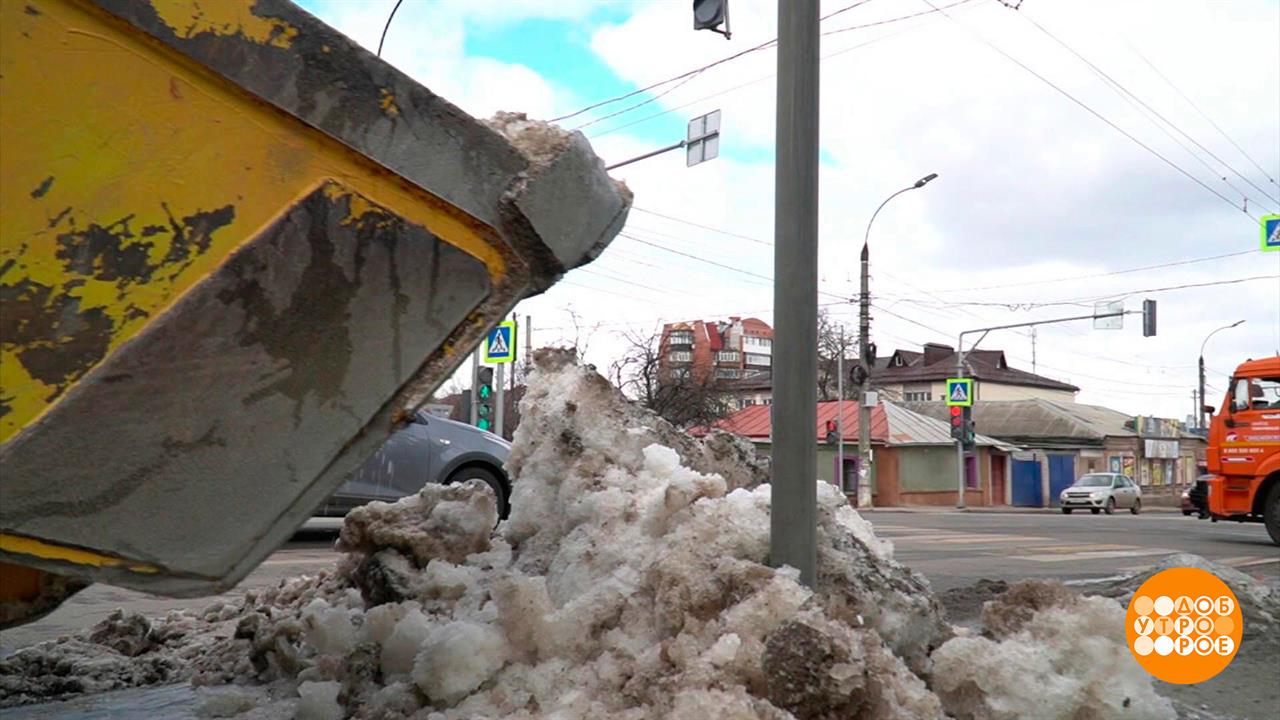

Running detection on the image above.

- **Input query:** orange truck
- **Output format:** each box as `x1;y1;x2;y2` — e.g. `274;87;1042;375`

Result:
1204;356;1280;545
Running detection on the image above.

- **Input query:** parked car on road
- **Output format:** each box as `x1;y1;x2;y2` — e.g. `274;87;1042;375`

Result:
311;411;512;520
1060;473;1142;515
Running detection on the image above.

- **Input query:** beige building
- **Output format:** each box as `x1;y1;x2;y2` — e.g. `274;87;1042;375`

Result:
873;343;1078;403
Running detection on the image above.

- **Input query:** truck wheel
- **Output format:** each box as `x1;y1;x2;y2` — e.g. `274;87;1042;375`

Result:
1265;482;1280;546
1104;497;1115;515
1130;499;1141;515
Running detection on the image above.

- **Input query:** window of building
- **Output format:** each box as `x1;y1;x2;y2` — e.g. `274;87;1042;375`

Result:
744;399;756;406
904;391;932;402
670;367;691;380
743;336;773;350
744;353;771;367
716;350;740;363
668;350;692;363
964;454;979;490
714;368;740;379
668;330;694;345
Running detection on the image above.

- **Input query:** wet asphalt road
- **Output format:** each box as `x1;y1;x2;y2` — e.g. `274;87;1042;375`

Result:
862;508;1279;591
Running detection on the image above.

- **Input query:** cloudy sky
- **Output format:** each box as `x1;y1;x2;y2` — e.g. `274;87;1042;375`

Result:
298;0;1279;420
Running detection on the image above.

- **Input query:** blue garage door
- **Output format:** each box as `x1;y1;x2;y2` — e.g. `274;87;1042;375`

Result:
1048;454;1076;507
1011;459;1042;507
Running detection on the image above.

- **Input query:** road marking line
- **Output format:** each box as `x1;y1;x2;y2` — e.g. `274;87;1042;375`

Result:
1016;544;1136;554
1228;557;1280;568
1010;548;1172;562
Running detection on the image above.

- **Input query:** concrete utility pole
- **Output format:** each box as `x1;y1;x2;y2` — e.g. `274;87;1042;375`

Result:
1200;320;1245;431
495;361;505;437
770;0;819;588
469;345;480;425
858;173;937;508
857;243;872;508
837;326;845;491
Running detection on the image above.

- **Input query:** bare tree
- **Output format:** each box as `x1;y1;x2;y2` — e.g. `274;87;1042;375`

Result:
610;329;733;429
817;308;858;401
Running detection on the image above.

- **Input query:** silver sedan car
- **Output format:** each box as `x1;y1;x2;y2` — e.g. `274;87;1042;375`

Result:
312;411;512;519
1060;473;1142;515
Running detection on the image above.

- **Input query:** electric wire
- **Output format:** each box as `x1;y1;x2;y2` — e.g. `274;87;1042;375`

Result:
1129;43;1278;189
920;0;1258;220
552;0;883;124
1017;9;1278;207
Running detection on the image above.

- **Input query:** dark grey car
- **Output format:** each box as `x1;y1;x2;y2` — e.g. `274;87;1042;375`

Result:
313;412;512;519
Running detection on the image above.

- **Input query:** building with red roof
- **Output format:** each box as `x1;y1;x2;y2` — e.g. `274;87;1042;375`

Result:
701;399;1016;507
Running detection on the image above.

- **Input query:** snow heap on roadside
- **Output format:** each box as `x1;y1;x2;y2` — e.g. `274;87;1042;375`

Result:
0;349;1182;720
932;580;1173;720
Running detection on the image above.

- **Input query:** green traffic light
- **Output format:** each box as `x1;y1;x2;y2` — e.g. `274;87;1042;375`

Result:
478;405;490;417
477;418;491;430
478;386;492;399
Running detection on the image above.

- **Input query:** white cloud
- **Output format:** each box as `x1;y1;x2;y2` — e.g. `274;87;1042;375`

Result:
300;0;1279;418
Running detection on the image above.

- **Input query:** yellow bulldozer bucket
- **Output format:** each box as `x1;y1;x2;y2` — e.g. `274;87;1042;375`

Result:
0;0;628;618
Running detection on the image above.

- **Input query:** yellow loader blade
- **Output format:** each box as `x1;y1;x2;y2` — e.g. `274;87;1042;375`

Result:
0;0;629;605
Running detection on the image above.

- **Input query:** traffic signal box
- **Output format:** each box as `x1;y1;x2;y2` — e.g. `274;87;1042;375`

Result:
825;420;839;445
475;366;495;431
949;406;976;449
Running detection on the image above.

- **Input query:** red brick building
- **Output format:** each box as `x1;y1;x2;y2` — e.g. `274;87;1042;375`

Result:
659;317;773;383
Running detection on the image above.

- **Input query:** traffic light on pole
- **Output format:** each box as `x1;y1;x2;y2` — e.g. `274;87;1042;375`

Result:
949;406;964;442
961;406;976;450
475;366;494;431
825;419;839;445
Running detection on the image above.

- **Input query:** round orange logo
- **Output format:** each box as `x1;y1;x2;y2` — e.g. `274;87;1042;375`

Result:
1125;567;1242;684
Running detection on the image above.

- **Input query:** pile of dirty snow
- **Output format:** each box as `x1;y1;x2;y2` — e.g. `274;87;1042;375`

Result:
1;350;1187;720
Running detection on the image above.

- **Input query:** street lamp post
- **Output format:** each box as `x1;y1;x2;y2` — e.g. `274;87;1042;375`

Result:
856;173;937;508
1199;320;1245;430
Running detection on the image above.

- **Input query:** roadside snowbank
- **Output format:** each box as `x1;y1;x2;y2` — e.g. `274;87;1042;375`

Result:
1;350;1187;720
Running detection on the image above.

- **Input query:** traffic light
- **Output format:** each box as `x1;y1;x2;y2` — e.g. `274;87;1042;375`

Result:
475;366;494;431
825;419;839;445
693;0;731;38
950;406;976;447
1142;299;1157;337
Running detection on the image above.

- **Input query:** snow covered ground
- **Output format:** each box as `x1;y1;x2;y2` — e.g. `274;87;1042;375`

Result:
3;350;1272;719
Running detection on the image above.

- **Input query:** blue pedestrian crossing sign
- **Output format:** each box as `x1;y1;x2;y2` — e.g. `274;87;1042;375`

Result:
1263;214;1280;253
945;377;974;407
483;321;517;364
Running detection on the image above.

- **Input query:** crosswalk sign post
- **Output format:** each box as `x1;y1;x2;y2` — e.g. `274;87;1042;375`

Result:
946;377;974;407
483;320;517;364
1263;214;1280;253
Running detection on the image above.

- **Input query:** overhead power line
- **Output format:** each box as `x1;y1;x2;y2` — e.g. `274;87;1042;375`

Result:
922;0;1257;220
554;0;892;124
927;250;1255;294
1017;10;1278;208
587;0;985;138
895;275;1279;310
1129;43;1278;191
632;204;1255;295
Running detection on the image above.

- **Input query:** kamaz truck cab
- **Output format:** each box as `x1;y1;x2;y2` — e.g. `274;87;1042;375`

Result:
1204;356;1280;545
